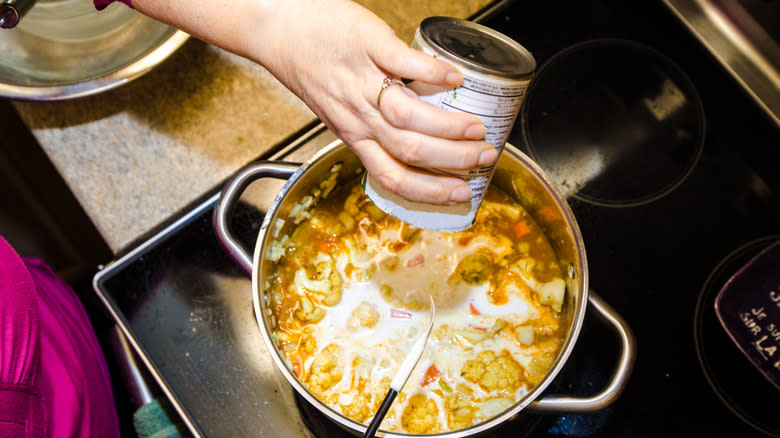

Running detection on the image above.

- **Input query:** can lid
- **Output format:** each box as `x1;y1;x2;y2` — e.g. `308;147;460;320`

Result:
420;16;535;78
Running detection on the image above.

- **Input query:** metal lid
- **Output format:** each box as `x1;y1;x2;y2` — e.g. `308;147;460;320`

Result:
420;16;535;78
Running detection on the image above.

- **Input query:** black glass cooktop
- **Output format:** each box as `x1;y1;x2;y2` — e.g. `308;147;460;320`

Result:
94;1;780;437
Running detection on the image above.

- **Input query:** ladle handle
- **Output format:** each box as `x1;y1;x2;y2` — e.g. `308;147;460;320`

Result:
213;161;300;276
527;290;637;413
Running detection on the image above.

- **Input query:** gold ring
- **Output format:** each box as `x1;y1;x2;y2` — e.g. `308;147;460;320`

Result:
377;77;406;107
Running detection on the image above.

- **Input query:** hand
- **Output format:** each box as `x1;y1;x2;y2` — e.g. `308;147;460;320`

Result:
131;0;498;204
253;0;496;204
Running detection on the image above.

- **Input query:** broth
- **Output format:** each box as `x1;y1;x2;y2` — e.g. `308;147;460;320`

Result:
264;170;566;433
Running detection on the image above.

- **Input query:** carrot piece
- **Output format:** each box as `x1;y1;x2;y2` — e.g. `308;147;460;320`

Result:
540;205;559;222
469;303;481;315
316;239;330;252
514;221;531;238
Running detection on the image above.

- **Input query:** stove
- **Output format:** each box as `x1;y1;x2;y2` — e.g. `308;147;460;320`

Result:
93;1;780;437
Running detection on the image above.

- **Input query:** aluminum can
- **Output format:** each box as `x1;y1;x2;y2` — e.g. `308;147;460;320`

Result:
364;16;536;232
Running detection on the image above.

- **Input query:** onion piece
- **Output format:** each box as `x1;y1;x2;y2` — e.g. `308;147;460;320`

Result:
475;398;514;418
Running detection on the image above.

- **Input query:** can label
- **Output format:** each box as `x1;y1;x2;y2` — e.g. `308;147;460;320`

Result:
364;18;535;232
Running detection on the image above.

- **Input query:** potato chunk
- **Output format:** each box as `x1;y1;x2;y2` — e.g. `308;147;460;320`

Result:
539;278;565;312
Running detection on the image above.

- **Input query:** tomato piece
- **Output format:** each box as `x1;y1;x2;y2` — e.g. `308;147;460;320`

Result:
407;253;425;267
390;308;412;319
421;364;440;386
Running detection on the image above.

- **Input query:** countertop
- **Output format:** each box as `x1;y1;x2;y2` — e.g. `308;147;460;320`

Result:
11;0;494;255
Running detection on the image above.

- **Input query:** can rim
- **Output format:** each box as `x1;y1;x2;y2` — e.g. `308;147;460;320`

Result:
419;16;536;79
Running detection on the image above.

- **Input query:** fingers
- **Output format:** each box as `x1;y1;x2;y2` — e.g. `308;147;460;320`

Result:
369;35;463;87
370;80;497;172
352;139;473;204
378;84;484;140
376;129;496;171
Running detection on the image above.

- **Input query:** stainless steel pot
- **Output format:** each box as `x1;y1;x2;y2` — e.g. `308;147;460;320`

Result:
214;140;636;436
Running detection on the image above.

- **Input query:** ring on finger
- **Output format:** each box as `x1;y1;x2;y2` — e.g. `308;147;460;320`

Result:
377;77;406;107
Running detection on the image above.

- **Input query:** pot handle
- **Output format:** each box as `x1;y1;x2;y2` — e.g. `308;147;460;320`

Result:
213;161;301;276
527;290;637;413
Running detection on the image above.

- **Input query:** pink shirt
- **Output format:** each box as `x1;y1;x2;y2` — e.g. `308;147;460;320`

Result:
0;236;119;437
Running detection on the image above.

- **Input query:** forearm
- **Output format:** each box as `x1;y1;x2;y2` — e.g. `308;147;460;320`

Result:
130;0;277;63
112;0;490;204
126;0;398;92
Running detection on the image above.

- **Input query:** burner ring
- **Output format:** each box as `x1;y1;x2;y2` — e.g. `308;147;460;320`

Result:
694;235;780;437
520;39;706;208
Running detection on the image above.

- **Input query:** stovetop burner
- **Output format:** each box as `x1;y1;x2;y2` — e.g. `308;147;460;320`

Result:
520;39;705;208
694;235;780;437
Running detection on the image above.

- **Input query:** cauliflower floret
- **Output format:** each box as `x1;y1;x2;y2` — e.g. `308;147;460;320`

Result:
461;350;524;394
341;392;372;422
347;301;380;330
455;252;492;285
524;352;557;386
401;394;440;434
300;333;317;354
319;265;343;306
294;255;344;306
341;357;390;423
306;344;344;397
294;296;325;323
444;392;477;431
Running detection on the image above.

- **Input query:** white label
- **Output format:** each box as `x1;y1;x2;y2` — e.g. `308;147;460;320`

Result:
362;29;532;232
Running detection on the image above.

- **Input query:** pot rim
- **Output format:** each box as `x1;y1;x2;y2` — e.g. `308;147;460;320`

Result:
250;140;589;437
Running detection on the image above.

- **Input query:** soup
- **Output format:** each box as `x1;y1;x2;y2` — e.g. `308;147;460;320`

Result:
264;166;566;433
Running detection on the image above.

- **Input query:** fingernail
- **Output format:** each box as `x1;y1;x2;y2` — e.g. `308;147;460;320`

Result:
465;123;485;139
450;186;471;203
445;71;463;87
478;148;498;166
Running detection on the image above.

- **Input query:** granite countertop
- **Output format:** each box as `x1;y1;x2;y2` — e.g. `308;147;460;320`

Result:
11;0;494;255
